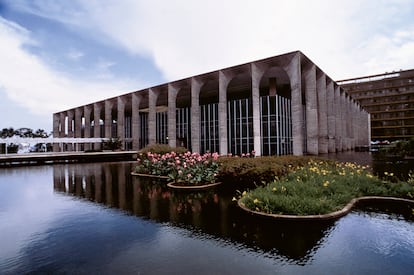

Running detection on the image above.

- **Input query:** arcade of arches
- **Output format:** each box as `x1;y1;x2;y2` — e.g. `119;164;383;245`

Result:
53;51;370;156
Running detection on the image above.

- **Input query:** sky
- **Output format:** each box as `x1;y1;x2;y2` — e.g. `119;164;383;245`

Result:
0;0;414;133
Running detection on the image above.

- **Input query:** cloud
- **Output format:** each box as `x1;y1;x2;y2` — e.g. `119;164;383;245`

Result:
1;0;414;131
0;16;141;118
66;48;84;61
15;0;414;81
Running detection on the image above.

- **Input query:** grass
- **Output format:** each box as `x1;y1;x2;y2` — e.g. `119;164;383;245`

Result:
239;159;414;216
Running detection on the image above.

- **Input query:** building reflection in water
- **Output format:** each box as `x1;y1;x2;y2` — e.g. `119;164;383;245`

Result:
53;162;335;262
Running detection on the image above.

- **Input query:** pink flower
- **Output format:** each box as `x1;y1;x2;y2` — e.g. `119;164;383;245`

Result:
212;152;219;160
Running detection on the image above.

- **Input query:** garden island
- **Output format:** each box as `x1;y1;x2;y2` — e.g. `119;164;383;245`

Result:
134;144;414;220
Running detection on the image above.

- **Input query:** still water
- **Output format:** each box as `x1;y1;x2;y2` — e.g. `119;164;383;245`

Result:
0;156;414;274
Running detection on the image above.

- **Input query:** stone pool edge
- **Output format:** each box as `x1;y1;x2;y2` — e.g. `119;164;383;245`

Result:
238;196;414;221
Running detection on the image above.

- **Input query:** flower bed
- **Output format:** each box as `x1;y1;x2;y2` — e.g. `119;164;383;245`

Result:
134;150;220;186
238;159;414;216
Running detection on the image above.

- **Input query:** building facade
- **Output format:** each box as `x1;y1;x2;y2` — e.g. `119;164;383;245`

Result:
338;69;414;141
53;51;370;156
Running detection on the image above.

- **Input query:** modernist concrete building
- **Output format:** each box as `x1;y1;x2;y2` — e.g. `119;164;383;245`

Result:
53;51;370;156
338;69;414;141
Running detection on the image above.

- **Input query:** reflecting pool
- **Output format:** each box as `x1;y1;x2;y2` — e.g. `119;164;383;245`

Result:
0;161;413;274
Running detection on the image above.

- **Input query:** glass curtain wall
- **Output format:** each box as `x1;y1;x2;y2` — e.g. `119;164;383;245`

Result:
200;103;219;154
139;112;148;149
156;112;168;144
260;95;293;155
176;107;191;150
227;98;253;155
125;115;132;150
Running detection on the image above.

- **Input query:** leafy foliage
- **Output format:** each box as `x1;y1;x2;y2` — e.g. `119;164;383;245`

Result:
217;155;316;186
239;160;414;216
138;144;188;155
1;127;50;138
102;137;122;151
378;138;414;157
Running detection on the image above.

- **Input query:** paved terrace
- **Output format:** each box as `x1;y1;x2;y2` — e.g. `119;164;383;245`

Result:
0;151;138;167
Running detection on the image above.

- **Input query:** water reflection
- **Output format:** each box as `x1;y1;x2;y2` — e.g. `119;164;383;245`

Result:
53;162;335;262
321;151;414;181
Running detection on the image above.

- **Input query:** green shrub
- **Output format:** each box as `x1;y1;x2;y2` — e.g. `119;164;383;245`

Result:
102;137;122;151
7;143;19;154
217;155;317;186
239;160;414;215
138;144;188;155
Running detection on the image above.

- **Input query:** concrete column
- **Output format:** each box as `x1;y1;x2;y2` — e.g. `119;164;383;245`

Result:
53;113;59;137
367;111;371;145
352;101;358;149
60;113;66;138
84;105;92;151
334;86;342;152
252;63;267;156
360;106;367;146
344;94;351;150
105;100;113;139
340;92;347;150
53;113;60;152
219;70;232;155
94;103;102;149
303;64;318;155
316;72;328;154
132;93;141;150
67;110;74;151
117;97;125;149
191;78;202;153
75;108;82;138
326;80;336;153
283;54;304;156
148;88;158;145
348;96;353;150
168;84;179;148
75;108;83;151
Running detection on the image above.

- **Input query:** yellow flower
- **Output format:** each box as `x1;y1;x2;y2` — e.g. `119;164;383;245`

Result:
323;180;330;187
253;198;260;204
272;187;277;192
281;186;287;192
242;191;247;196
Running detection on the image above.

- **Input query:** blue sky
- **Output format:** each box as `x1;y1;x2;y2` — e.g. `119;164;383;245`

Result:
1;0;414;132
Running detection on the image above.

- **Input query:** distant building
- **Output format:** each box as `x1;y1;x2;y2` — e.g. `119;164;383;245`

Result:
53;51;370;155
338;69;414;141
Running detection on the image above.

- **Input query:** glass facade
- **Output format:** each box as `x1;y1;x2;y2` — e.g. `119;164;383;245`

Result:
227;98;253;155
139;112;148;149
156;112;168;144
200;103;219;154
260;95;293;155
176;107;191;150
